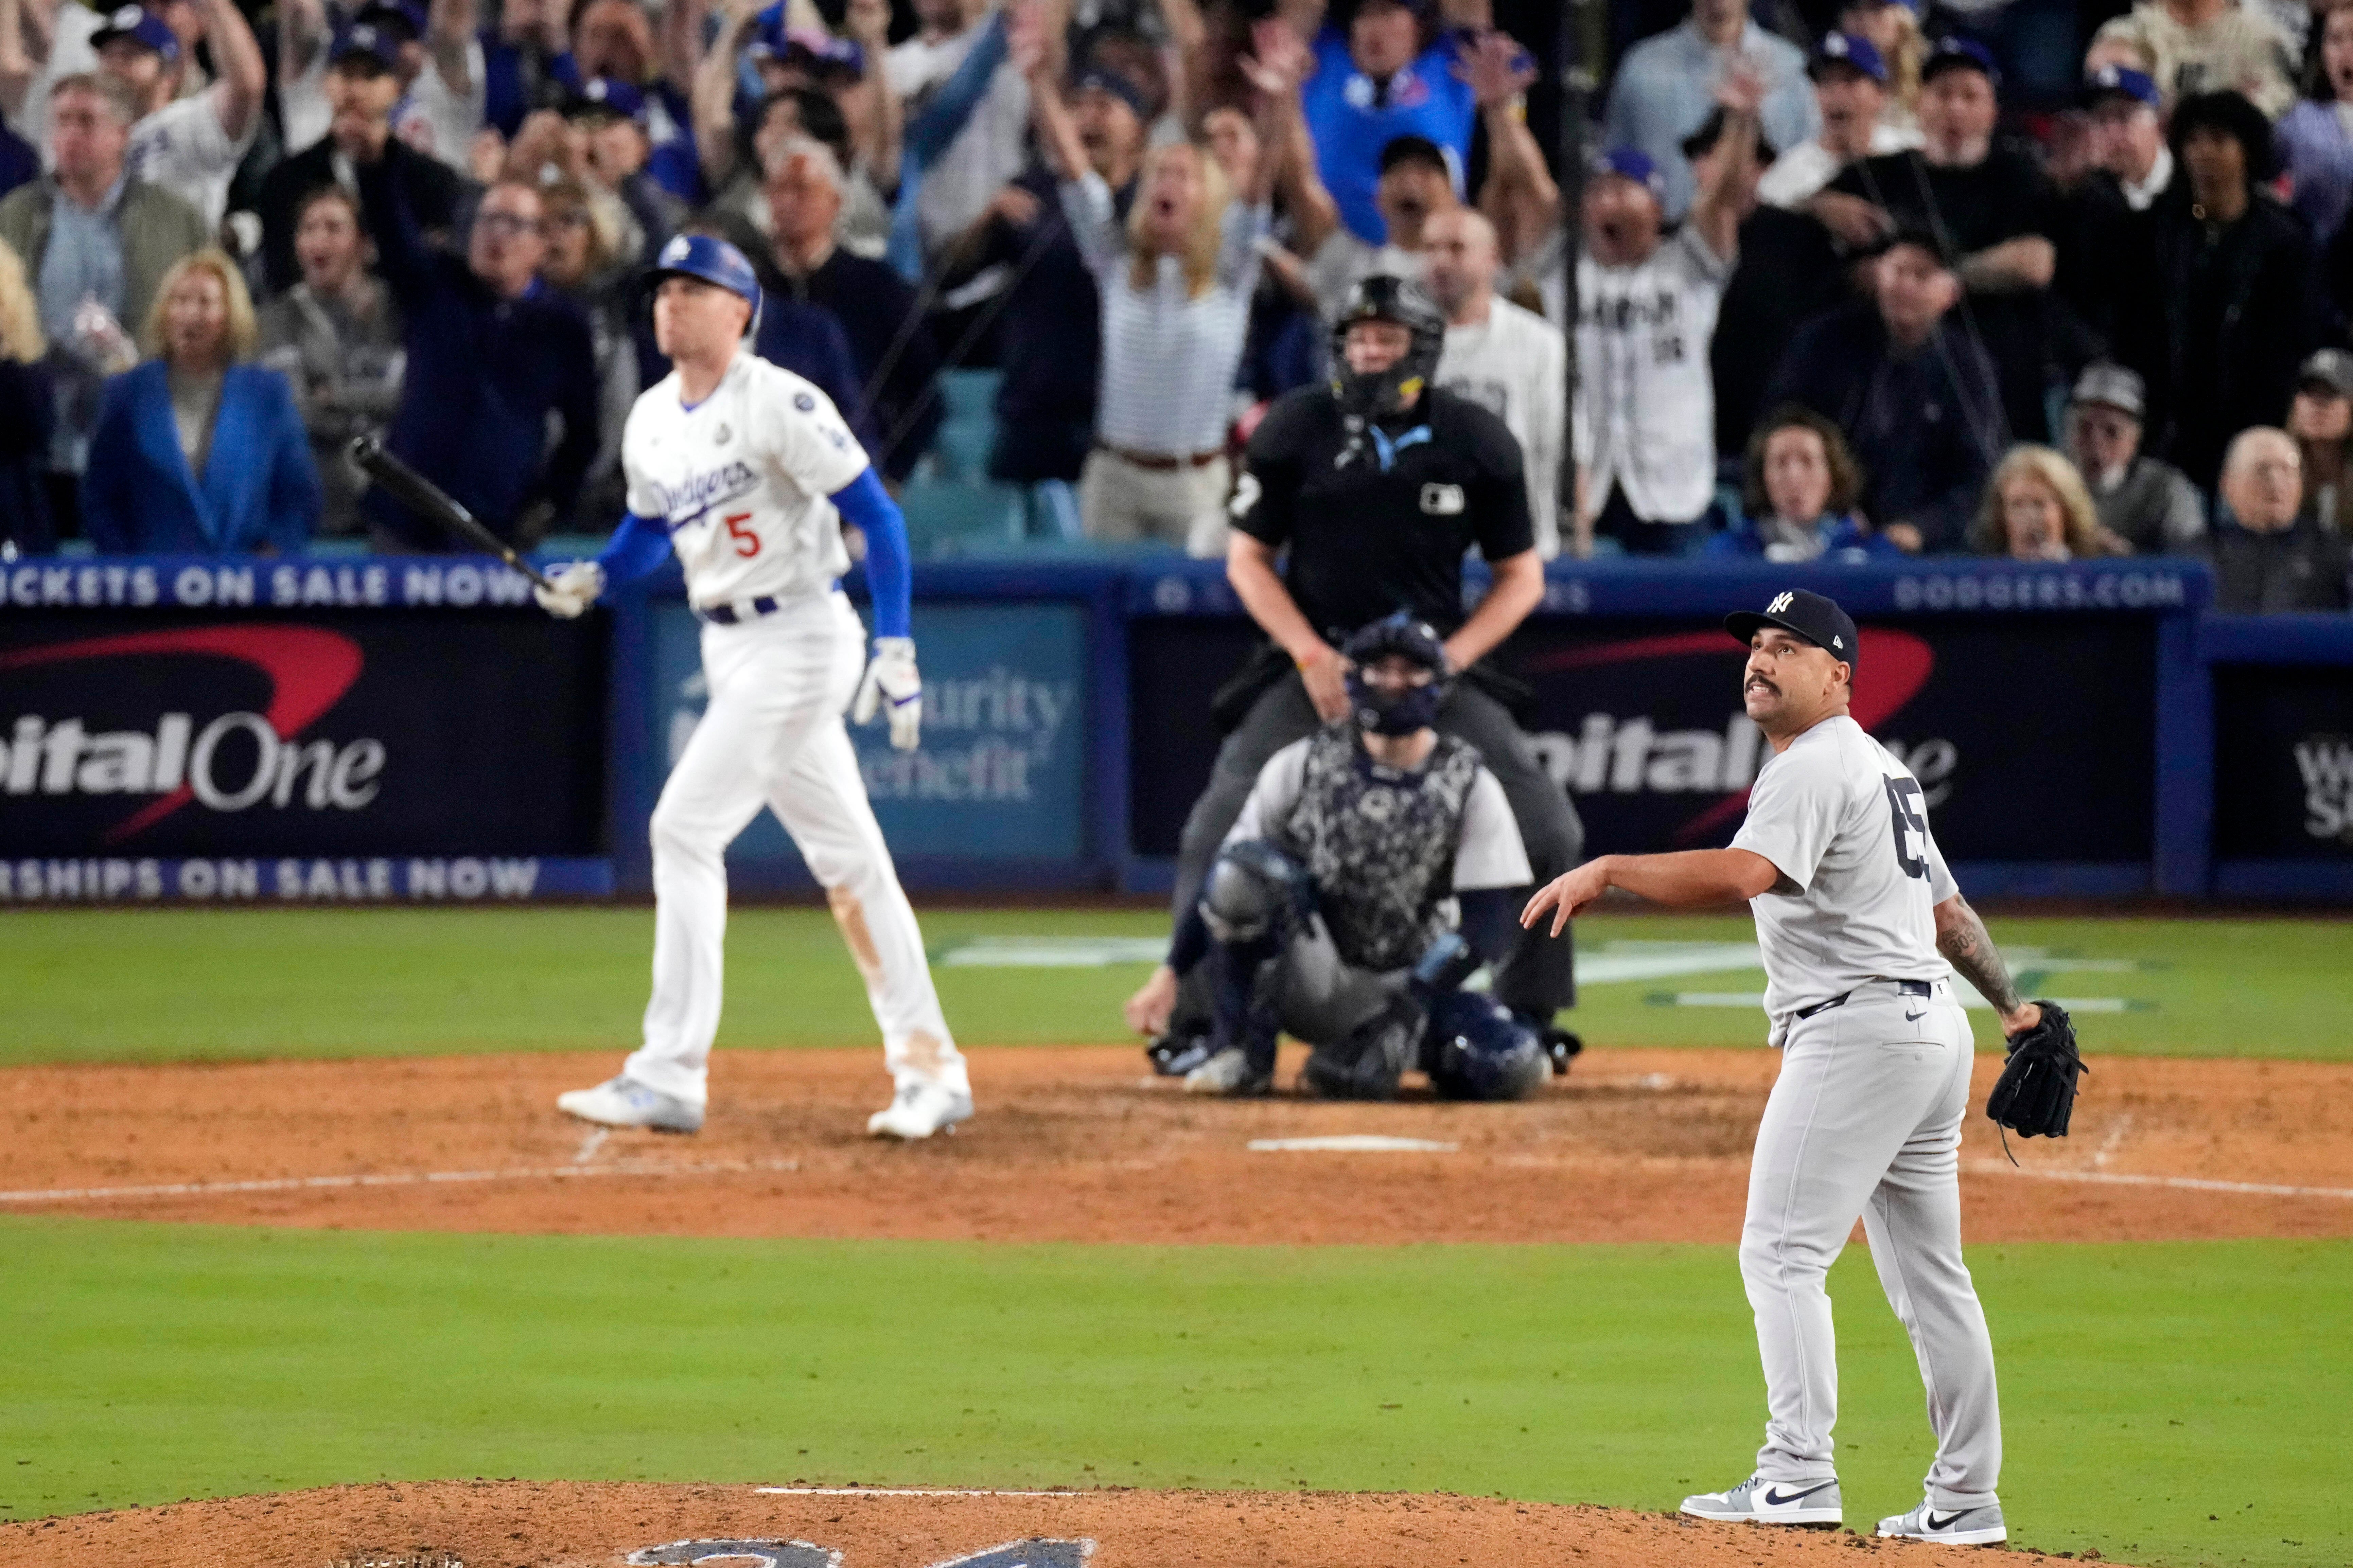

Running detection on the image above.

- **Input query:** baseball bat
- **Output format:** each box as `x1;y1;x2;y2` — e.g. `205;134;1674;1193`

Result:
347;435;558;592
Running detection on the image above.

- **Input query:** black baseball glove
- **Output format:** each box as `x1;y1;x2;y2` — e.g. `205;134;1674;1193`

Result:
1984;1001;2088;1147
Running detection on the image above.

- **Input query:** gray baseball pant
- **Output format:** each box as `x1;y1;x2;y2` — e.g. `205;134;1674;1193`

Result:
1741;977;2002;1511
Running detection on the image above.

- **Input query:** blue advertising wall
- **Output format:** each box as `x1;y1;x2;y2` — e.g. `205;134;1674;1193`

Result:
2;552;2347;902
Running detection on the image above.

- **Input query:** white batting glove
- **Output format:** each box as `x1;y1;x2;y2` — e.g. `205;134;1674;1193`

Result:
852;636;923;751
534;560;603;619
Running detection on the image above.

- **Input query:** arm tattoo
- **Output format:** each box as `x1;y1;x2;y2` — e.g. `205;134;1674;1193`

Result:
1937;899;2023;1014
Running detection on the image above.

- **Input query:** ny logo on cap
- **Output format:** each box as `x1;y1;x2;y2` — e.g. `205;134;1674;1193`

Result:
1767;592;1794;614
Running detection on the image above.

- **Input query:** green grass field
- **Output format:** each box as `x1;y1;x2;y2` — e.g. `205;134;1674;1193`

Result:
5;907;2350;1566
3;1221;2345;1566
5;907;2348;1064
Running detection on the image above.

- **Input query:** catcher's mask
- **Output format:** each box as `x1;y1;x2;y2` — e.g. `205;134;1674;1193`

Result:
1340;610;1452;736
1329;274;1445;424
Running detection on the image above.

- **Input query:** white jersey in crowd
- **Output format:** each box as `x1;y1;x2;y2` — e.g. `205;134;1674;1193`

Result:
127;84;258;227
886;26;1029;259
621;349;868;609
1730;714;1956;1018
1573;225;1729;526
1756;120;1924;209
1438;294;1566;559
1227;737;1533;892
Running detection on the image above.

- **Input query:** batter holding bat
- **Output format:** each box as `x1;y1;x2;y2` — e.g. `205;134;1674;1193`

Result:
529;233;972;1142
1523;588;2083;1548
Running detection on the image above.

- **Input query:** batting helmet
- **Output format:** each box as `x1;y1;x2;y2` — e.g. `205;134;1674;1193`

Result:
1329;274;1445;423
1340;610;1453;735
1423;990;1549;1101
650;233;762;334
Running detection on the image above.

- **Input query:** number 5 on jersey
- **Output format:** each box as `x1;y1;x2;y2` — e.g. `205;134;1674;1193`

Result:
723;511;760;558
1884;776;1928;879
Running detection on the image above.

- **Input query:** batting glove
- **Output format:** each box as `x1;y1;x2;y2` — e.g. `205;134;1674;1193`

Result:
534;560;603;619
852;636;923;750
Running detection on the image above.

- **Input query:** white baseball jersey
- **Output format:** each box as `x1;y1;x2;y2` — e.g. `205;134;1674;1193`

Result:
1575;226;1729;525
1438;296;1567;559
127;85;258;228
622;348;870;609
1731;714;1957;1016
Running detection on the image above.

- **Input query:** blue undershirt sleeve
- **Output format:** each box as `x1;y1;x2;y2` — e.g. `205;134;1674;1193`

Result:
829;466;912;639
594;511;674;584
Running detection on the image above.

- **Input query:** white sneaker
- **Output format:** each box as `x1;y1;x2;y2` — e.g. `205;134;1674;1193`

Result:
1182;1047;1272;1096
556;1076;703;1133
1678;1474;1842;1526
867;1081;973;1139
1877;1498;2007;1545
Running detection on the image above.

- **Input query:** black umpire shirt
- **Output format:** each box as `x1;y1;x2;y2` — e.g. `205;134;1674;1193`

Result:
1232;386;1534;642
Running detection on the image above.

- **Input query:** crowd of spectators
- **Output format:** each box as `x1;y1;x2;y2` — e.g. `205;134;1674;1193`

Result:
0;0;2347;612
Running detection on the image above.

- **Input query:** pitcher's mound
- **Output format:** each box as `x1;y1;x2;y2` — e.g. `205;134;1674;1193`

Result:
2;1480;2092;1567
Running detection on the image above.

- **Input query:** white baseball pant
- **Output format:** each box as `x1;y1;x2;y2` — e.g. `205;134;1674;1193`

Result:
1741;978;2002;1511
621;589;967;1108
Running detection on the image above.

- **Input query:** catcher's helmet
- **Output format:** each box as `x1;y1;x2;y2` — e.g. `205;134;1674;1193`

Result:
1424;990;1549;1101
650;233;763;334
1329;274;1445;422
1340;609;1453;735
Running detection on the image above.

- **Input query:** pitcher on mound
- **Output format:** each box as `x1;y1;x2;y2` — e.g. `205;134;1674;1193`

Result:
533;234;971;1140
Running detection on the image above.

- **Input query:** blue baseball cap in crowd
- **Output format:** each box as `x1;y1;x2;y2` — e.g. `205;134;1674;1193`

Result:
329;22;402;72
1725;588;1861;669
1072;67;1149;124
565;75;649;122
1810;31;1887;83
90;5;180;62
652;233;762;309
1592;146;1666;199
1922;35;2001;89
2082;63;2160;111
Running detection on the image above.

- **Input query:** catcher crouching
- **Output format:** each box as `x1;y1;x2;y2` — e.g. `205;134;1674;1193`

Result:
1123;612;1548;1100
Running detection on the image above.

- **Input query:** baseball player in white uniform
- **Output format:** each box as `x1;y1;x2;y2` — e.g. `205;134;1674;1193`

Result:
1524;589;2045;1548
533;233;972;1141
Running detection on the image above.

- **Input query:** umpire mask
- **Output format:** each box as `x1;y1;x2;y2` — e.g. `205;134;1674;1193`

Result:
1341;611;1453;736
1329;275;1446;424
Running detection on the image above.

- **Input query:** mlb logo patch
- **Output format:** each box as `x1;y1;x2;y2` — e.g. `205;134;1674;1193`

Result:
1420;483;1464;516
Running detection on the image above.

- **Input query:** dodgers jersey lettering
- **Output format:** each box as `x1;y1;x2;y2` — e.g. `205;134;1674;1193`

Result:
622;350;870;608
1730;714;1957;1016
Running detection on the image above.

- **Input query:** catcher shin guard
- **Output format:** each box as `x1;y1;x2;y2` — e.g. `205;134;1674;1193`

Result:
1302;992;1423;1100
1423;990;1550;1101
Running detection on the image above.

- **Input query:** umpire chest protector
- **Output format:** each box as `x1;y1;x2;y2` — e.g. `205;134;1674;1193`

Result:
1280;726;1480;971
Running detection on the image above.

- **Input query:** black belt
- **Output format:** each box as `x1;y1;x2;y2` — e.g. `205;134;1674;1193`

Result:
695;595;782;625
1793;978;1933;1020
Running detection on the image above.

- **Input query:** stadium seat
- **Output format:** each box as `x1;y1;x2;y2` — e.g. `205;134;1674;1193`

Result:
929;369;1003;484
899;479;1026;555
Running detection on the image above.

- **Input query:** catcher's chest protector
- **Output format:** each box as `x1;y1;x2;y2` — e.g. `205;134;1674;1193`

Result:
1281;728;1478;972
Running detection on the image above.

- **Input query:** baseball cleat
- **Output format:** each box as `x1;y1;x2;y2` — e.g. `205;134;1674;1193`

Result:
1182;1047;1273;1097
1147;1029;1215;1077
1876;1499;2006;1545
867;1081;974;1139
556;1076;703;1133
1679;1475;1842;1527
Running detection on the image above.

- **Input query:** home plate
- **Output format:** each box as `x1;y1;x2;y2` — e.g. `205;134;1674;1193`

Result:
1247;1135;1460;1153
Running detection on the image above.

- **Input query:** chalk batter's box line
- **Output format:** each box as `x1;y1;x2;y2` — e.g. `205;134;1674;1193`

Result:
0;1158;803;1205
0;1155;2345;1207
1963;1160;2353;1201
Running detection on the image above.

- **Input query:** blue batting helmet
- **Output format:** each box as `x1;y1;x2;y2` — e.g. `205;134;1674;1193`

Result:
1423;990;1549;1101
650;233;761;337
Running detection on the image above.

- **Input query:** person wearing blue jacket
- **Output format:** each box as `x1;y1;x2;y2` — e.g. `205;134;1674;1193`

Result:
83;250;321;554
1705;405;1904;563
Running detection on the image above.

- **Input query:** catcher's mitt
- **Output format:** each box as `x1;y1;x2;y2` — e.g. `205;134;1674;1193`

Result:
1984;1001;2088;1155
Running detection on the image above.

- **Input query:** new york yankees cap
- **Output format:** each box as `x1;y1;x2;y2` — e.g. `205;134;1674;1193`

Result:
1725;588;1860;668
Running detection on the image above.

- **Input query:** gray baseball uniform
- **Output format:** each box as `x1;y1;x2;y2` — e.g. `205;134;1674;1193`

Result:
1728;714;2002;1513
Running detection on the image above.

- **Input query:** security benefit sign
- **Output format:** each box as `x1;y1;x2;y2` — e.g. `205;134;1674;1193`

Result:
1503;617;2159;863
0;612;608;879
2212;666;2353;858
647;602;1087;879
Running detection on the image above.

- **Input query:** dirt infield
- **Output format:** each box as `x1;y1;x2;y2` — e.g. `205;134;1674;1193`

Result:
0;1480;2102;1568
3;1045;2349;1242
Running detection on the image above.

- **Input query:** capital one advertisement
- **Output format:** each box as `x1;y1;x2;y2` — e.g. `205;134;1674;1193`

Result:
0;613;609;892
1129;614;2159;863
